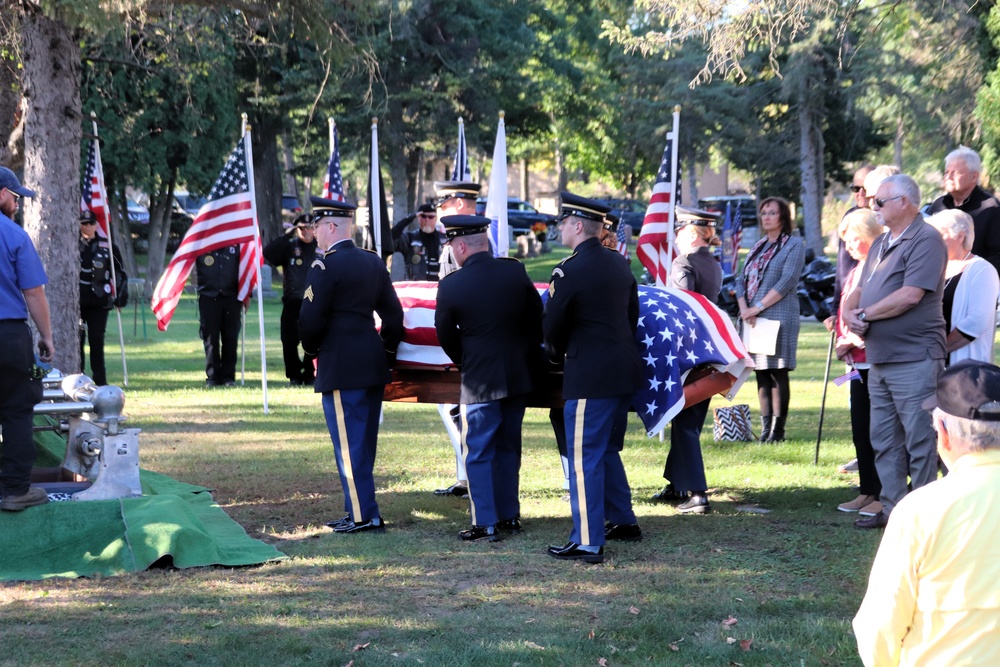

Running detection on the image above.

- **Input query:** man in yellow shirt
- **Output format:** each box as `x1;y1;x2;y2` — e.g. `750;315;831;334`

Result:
853;359;1000;666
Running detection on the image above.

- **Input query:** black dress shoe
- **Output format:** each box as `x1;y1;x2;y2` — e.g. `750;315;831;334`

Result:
547;542;604;563
677;494;711;514
604;522;642;541
854;510;889;530
497;517;522;534
651;485;688;503
433;482;469;498
332;517;386;534
325;514;351;529
459;524;503;542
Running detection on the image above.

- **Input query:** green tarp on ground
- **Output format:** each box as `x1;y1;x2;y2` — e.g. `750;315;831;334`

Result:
0;419;286;581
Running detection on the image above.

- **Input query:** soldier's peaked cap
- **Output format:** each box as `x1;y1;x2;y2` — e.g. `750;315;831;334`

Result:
604;210;620;231
442;215;490;240
434;181;481;203
310;195;357;218
558;192;611;223
674;206;719;229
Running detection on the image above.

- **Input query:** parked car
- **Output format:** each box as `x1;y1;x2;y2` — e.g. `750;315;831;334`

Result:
697;195;758;248
594;197;646;235
173;191;207;218
129;206;192;254
127;198;149;224
474;197;556;237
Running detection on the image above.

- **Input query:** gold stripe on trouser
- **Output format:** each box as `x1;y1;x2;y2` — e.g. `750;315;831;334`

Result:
460;405;476;524
333;390;362;522
573;400;590;545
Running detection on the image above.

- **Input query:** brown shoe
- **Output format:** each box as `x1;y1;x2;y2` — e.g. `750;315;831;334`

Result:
1;486;49;511
858;500;883;517
837;494;876;513
854;510;888;530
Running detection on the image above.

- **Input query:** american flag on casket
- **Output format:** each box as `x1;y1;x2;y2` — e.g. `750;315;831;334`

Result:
391;281;754;436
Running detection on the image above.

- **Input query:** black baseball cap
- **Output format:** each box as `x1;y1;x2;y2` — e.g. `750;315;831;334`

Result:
923;360;1000;421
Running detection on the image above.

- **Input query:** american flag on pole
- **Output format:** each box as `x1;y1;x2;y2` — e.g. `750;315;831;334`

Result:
833;367;862;386
237;234;262;305
637;111;681;287
367;118;392;263
720;202;743;274
322;119;347;203
631;285;752;435
81;135;111;240
450;117;472;181
151;134;257;330
616;218;629;259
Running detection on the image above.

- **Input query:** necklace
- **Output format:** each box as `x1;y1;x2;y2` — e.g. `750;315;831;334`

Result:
944;251;973;289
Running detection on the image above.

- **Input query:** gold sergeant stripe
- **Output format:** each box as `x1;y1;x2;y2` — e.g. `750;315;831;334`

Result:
573;400;590;545
332;390;362;521
460;406;477;525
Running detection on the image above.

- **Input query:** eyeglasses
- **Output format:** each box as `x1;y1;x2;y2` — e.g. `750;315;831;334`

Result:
850;185;865;193
873;195;903;208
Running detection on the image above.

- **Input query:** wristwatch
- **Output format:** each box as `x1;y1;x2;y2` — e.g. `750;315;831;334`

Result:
858;310;868;322
754;300;764;310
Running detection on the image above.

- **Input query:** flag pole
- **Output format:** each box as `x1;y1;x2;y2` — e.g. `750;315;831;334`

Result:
242;113;269;414
91;112;129;385
329;116;335;158
667;105;680;288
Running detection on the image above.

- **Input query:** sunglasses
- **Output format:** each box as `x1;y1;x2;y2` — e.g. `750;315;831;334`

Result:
80;219;97;225
850;185;865;193
873;195;903;208
418;213;437;219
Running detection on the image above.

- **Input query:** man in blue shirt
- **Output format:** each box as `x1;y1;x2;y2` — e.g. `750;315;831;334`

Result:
0;166;55;511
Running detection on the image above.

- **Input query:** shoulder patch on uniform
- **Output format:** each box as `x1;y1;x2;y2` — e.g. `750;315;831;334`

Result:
551;267;565;280
310;258;326;270
304;285;314;302
558;252;578;265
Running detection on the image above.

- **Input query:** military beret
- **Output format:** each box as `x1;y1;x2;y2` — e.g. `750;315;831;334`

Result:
310;195;357;218
558;192;611;223
441;214;490;240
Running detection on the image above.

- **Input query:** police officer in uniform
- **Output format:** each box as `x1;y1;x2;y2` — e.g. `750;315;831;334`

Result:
79;210;125;386
264;213;318;385
196;244;241;386
298;196;404;534
652;207;723;514
434;215;544;541
391;203;447;281
543;192;644;563
0;167;53;511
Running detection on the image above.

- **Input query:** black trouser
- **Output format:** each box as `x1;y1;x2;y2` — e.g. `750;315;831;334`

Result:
79;305;110;385
851;368;881;497
279;297;315;382
0;321;43;497
663;397;711;493
199;294;241;384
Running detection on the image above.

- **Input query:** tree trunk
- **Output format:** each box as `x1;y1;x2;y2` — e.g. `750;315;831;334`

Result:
280;130;299;203
21;11;81;374
798;81;825;255
251;121;282;246
555;146;568;193
143;173;177;301
0;22;23;169
406;147;420;212
894;113;904;168
685;157;698;205
389;140;409;223
519;157;529;201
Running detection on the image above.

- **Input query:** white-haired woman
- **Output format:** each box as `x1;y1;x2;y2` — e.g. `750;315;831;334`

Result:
927;209;1000;365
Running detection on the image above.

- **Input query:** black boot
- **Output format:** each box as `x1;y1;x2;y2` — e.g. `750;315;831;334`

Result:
768;415;786;442
759;415;773;443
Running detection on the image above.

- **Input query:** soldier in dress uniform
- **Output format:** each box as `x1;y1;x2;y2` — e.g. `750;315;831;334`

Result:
263;213;318;385
543;192;644;563
652;207;723;514
298;196;404;534
391;203;448;281
434;215;544;542
79;209;125;386
195;243;241;387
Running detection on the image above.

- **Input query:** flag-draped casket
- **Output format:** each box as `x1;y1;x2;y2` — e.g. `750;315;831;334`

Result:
386;282;754;436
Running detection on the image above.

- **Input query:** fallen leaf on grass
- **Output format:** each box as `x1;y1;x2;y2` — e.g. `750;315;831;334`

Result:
722;615;738;627
729;662;744;666
342;662;353;667
588;630;595;640
726;637;737;645
598;659;608;667
629;606;640;615
740;639;753;651
351;642;370;652
524;641;545;650
668;644;679;652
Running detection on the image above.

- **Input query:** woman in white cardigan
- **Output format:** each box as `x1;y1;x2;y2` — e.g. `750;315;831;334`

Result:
927;209;1000;365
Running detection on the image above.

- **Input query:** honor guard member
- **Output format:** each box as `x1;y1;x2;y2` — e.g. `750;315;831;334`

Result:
195;243;241;387
263;213;318;385
0;167;54;511
434;215;544;541
543;192;644;563
653;207;722;513
391;203;447;281
79;209;126;386
429;179;483;498
298;195;404;534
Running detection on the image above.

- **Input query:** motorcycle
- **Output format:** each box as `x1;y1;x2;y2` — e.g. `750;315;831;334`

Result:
797;251;836;322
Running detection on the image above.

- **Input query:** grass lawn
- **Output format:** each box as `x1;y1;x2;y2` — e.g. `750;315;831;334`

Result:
0;254;913;667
